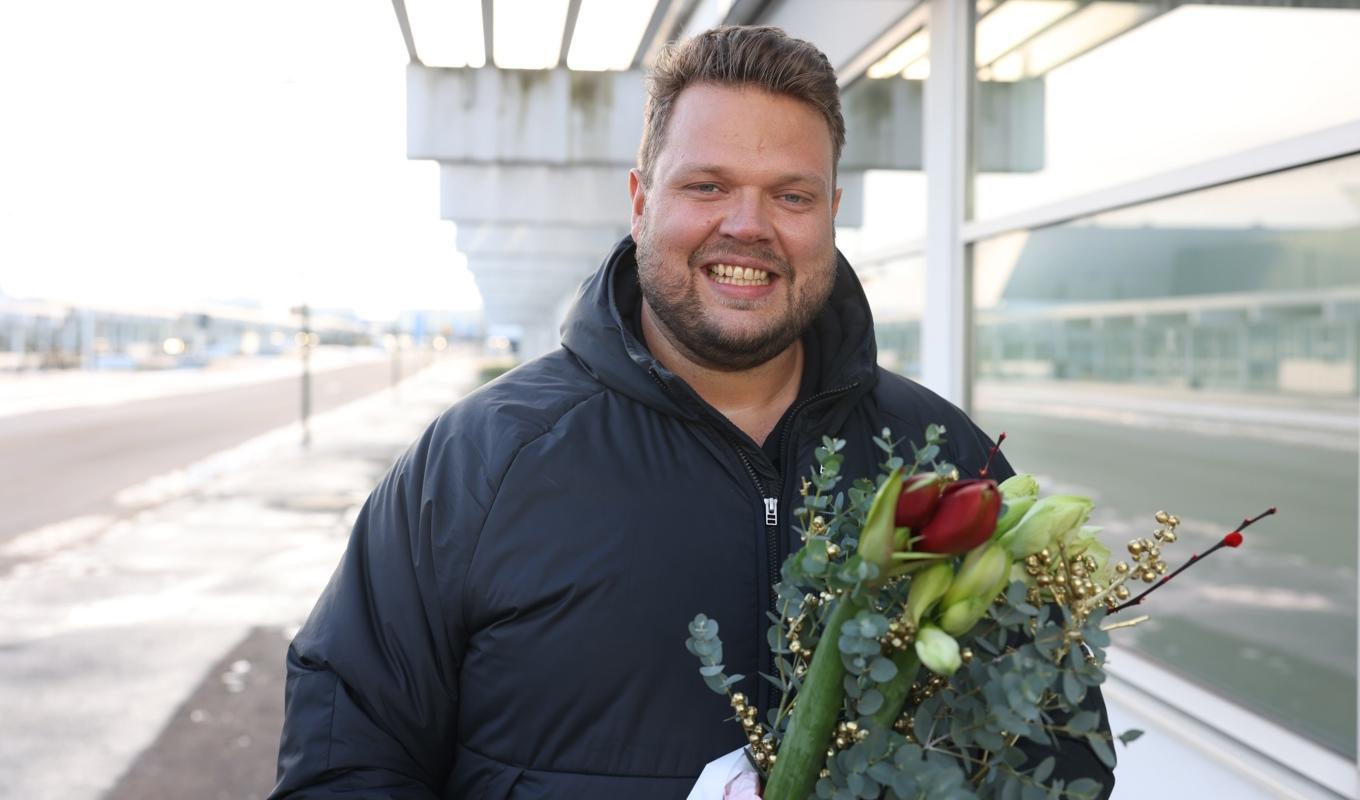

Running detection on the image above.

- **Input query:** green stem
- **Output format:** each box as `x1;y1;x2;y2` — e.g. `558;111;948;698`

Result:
869;646;921;730
765;595;863;800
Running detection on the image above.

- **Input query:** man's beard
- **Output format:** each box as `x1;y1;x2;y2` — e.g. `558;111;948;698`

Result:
634;221;836;372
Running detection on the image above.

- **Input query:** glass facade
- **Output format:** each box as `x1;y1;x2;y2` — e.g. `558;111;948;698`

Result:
854;0;1360;775
972;157;1360;757
971;2;1360;220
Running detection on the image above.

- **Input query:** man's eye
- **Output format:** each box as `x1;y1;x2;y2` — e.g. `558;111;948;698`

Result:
781;193;810;205
693;183;721;193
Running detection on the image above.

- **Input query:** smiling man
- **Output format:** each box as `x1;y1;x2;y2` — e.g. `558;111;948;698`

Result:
270;26;1113;800
632;79;840;445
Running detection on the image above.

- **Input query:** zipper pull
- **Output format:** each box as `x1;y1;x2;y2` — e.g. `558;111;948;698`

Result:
763;497;778;527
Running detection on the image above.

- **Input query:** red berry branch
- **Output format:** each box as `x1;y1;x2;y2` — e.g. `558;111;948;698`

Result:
979;431;1007;479
1110;507;1277;614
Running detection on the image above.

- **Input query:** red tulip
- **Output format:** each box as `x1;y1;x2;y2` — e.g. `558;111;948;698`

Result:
917;479;1002;554
895;472;944;530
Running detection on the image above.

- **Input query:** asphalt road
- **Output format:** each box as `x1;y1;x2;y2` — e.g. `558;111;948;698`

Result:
0;353;432;542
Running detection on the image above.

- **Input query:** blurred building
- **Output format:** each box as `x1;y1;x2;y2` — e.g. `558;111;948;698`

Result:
394;1;1359;797
0;296;372;370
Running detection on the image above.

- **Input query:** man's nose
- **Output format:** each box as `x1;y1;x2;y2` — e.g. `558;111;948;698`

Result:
717;190;774;243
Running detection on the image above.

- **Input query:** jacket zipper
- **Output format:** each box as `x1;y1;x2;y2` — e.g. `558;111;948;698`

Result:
731;381;860;712
767;382;859;614
650;367;860;713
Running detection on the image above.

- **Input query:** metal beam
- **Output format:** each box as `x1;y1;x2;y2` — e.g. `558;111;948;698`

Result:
557;0;584;67
482;0;495;68
754;0;917;73
835;2;928;87
633;0;686;67
726;0;777;26
390;0;419;63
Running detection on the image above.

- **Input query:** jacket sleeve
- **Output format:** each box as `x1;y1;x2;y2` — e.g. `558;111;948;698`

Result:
270;418;485;799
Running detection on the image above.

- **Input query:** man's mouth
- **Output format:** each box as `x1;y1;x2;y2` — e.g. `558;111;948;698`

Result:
706;263;772;287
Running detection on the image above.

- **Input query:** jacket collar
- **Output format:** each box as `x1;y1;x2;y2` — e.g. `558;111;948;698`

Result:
560;236;879;425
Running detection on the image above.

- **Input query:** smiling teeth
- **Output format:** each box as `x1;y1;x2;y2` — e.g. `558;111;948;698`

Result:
708;264;771;286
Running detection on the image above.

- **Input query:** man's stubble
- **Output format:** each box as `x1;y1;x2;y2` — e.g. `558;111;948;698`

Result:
634;214;837;373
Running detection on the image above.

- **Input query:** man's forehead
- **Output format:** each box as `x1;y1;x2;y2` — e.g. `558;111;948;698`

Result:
659;83;836;179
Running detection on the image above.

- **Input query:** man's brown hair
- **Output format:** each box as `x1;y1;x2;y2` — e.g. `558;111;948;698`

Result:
637;25;845;185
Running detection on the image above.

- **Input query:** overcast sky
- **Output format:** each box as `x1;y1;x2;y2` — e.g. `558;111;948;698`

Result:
0;1;482;320
4;3;1357;323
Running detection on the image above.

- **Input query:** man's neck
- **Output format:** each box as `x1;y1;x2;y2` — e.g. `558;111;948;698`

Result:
641;302;804;446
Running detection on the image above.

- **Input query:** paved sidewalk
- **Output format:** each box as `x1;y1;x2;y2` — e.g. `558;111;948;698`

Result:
0;352;477;800
0;345;394;420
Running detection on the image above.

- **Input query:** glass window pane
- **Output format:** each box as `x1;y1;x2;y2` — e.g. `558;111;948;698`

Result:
858;254;925;379
971;1;1360;220
972;155;1360;757
842;19;930;251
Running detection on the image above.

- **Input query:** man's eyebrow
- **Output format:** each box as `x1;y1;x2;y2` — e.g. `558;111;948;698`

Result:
675;165;829;189
772;172;828;189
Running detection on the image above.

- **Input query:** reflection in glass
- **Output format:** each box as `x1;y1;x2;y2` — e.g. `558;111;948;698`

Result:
972;155;1360;757
859;254;925;379
971;1;1360;219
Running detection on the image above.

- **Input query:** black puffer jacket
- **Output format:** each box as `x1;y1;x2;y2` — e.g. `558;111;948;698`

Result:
271;238;1114;799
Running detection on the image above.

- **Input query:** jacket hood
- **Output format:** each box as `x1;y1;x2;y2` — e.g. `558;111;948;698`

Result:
560;236;879;424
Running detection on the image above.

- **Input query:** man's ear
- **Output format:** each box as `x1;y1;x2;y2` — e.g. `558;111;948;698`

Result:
831;184;843;221
629;169;647;240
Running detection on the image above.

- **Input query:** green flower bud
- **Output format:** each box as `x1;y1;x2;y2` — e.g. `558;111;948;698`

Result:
999;473;1040;500
914;624;962;676
1069;525;1110;568
997;494;1093;559
993;475;1040;537
938;597;990;636
941;542;1011;609
906;561;954;625
858;470;905;572
994;496;1036;538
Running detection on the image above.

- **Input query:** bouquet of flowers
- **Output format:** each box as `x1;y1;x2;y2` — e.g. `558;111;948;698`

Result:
687;425;1274;800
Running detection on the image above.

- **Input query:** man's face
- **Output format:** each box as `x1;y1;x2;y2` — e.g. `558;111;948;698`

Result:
630;83;842;372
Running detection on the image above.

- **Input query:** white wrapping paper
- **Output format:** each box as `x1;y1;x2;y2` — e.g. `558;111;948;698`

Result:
686;747;761;799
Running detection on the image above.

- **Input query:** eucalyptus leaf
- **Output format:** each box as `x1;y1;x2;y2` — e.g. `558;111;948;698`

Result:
857;689;884;715
1067;710;1098;733
974;728;1005;751
867;762;897;786
868;656;898;683
845;773;866;796
1032;756;1055;783
1085;733;1117;768
1000;776;1022;800
913;704;933;745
